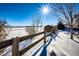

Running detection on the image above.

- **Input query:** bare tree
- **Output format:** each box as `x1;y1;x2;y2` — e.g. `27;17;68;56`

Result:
52;3;78;39
74;13;79;36
26;16;43;35
0;18;11;42
34;16;43;32
0;18;7;42
0;18;10;54
25;16;43;43
74;13;79;28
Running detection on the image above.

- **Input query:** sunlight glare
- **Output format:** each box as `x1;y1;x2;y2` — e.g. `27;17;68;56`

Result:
42;7;49;14
39;4;52;16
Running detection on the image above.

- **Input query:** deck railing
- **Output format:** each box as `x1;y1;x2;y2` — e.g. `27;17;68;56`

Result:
0;30;53;56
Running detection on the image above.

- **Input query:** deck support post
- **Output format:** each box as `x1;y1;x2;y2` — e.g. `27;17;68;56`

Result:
44;31;46;44
12;37;19;56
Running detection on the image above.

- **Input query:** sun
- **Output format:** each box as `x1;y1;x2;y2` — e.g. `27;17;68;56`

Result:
38;4;53;25
42;6;49;14
39;4;52;16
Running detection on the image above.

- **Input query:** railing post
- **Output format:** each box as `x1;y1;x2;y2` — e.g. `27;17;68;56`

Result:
44;31;46;44
12;37;19;56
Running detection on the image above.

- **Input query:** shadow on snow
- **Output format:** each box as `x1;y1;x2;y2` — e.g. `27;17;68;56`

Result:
32;31;59;56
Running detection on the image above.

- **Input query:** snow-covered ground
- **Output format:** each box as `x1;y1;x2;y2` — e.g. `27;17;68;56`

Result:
51;30;79;56
5;28;28;40
1;27;79;56
0;27;44;56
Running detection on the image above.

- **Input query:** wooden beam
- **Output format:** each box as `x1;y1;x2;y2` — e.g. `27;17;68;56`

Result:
12;37;19;56
0;39;12;49
0;31;44;49
19;32;52;56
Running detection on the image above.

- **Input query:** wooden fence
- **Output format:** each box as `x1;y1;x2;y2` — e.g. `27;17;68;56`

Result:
0;30;53;56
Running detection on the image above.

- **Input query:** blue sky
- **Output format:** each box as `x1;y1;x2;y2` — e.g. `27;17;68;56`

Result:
0;3;79;26
0;3;58;26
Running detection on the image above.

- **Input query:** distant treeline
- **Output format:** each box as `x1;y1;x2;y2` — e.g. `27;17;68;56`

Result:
5;25;42;28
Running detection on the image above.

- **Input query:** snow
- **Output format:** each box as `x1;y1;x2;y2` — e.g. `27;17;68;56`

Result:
5;28;28;40
0;27;44;56
52;30;79;56
1;27;79;56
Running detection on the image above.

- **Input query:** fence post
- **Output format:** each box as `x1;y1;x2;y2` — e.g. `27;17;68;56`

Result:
12;37;19;56
44;31;46;44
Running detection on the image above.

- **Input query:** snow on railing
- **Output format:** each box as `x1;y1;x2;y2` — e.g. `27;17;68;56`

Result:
0;31;45;55
0;30;53;56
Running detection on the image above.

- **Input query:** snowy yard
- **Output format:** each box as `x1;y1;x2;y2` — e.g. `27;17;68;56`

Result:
0;27;79;56
0;27;45;56
52;30;79;56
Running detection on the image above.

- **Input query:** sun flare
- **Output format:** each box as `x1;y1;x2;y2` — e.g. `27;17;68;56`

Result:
42;6;49;14
39;4;52;16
